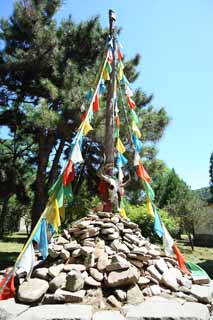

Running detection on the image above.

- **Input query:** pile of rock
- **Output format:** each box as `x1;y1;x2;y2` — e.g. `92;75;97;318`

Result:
16;211;212;309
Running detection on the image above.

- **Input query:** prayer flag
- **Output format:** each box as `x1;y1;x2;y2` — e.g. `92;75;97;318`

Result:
71;142;84;164
45;198;61;232
118;167;124;183
173;243;190;274
81;111;87;121
162;223;174;256
153;205;163;238
121;74;129;85
136;161;151;183
118;47;123;60
99;79;106;95
17;242;35;277
103;68;110;81
119;207;127;218
82;120;93;135
63;160;74;186
0;272;15;300
93;93;99;113
85;89;93;101
106;61;112;74
132;121;141;138
114;127;119;138
146;198;154;217
132;135;143;152
116;152;128;168
117;63;124;81
116;138;126;154
33;219;48;259
64;183;73;202
125;84;133;97
130;109;139;123
144;180;155;201
115;116;120;128
127;96;136;109
133;152;140;166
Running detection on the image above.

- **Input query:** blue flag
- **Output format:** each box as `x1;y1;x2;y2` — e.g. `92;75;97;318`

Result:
153;205;163;238
132;134;143;153
116;152;128;168
33;219;48;259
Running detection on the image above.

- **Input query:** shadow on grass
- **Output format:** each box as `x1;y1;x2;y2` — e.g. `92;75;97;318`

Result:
0;235;27;244
0;252;19;270
198;260;213;279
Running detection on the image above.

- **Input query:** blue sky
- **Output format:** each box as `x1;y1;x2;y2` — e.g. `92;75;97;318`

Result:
1;0;213;189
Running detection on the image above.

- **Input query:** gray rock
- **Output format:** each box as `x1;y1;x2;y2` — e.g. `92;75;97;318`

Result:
93;310;126;320
0;298;29;320
150;284;161;296
111;216;120;224
52;244;63;251
81;246;94;256
138;276;150;286
118;243;130;254
122;301;210;320
111;239;121;251
101;227;116;234
64;242;80;251
107;268;138;287
178;276;192;289
48;264;64;278
66;270;84;292
107;232;120;240
97;211;112;218
62;229;70;240
83;240;96;247
49;272;67;293
17;278;49;303
48;247;60;258
16;304;92;320
63;264;86;272
132;247;147;255
107;295;122;308
128;259;144;269
106;255;130;271
89;268;104;282
161;269;179;291
60;248;70;260
127;284;144;304
42;293;65;304
192;276;210;285
114;289;127;302
191;284;213;304
72;248;81;257
84;253;96;268
155;259;169;274
85;276;101;287
97;252;109;271
32;267;50;281
175;291;198;302
55;288;86;303
147;265;162;282
57;236;69;245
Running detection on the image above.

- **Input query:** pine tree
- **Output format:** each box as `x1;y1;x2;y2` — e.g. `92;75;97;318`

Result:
209;152;213;202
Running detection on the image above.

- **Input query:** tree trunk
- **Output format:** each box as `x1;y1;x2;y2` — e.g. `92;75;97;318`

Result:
0;196;10;237
31;131;56;230
47;138;65;189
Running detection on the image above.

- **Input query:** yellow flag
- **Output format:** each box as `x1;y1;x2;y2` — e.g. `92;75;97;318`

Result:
146;198;154;217
59;205;65;221
79;119;93;135
45;198;61;232
132;121;142;138
117;64;124;81
120;207;127;218
103;68;110;81
116;138;126;154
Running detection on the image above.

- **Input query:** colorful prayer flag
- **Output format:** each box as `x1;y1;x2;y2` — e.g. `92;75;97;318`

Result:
130;109;139;124
106;61;112;74
115;116;120;128
117;62;124;81
125;84;133;97
103;68;110;81
133;152;140;166
153;205;163;238
82;120;93;135
127;96;136;109
136;161;151;183
63;160;74;186
33;219;48;259
132;135;143;153
132;121;141;138
45;198;61;232
116;138;126;154
144;180;155;201
173;243;190;274
71;142;84;164
85;89;93;101
116;152;128;168
114;127;119;138
17;242;35;277
146;198;154;217
0;272;15;300
93;93;99;113
118;47;123;60
162;223;174;256
99;79;106;95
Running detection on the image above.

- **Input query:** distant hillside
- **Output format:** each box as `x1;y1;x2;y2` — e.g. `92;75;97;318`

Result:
194;187;211;201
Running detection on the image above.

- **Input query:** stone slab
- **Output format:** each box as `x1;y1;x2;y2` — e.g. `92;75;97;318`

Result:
16;304;92;320
93;310;126;320
122;301;210;320
0;298;29;320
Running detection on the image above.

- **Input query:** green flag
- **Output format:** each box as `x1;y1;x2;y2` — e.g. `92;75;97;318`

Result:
130;109;139;124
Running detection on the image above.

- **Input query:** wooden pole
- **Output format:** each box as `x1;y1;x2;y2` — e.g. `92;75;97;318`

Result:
104;10;116;175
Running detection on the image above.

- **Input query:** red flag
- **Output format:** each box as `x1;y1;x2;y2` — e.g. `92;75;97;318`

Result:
0;272;15;300
93;93;99;113
115;116;120;128
127;96;136;109
136;162;151;183
63;160;75;186
173;244;190;274
81;111;87;121
118;48;123;60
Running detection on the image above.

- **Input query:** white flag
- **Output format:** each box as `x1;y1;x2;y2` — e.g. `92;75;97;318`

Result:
118;167;124;183
162;223;174;256
17;242;35;278
133;152;140;166
71;143;84;164
125;84;133;97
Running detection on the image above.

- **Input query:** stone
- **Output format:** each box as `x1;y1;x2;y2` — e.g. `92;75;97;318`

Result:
111;239;121;251
0;298;29;320
138;276;150;286
97;252;109;271
72;248;81;257
122;301;210;320
48;264;64;278
155;259;169;274
178;276;192;289
107;232;120;240
66;270;84;292
81;246;94;256
126;284;144;304
52;244;63;251
114;289;127;302
192;276;210;285
64;242;80;251
128;259;144;269
32;267;50;281
150;284;161;296
84;253;96;268
93;310;126;320
190;284;213;304
83;240;96;247
16;304;92;320
60;248;70;260
62;229;70;240
101;227;116;234
94;247;105;259
57;236;69;245
107;295;122;308
106;255;130;271
118;243;130;254
169;267;183;280
89;268;104;282
147;265;162;282
107;268;138;287
111;215;120;224
161;269;179;291
17;278;49;303
132;247;147;255
48;247;60;258
42;293;65;304
105;245;115;255
49;272;67;293
97;211;112;218
175;291;198;302
55;289;86;303
63;264;86;272
85;276;101;287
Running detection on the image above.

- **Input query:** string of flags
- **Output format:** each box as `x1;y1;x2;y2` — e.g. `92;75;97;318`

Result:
0;37;189;300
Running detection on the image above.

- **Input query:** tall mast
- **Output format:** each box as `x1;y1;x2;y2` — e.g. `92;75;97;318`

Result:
104;9;116;177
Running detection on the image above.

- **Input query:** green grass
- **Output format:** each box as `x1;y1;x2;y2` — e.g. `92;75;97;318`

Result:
0;232;27;270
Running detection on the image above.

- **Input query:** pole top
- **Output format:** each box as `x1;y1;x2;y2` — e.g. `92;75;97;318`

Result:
109;9;116;21
109;10;116;35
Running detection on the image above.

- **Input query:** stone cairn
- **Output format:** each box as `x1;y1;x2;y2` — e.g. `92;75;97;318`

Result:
15;211;211;309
